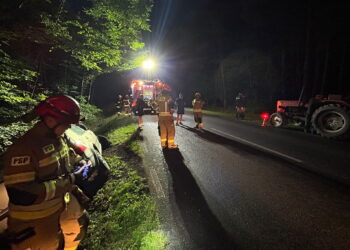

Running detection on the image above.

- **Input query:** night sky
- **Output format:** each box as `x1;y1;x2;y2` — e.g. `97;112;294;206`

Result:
93;0;350;109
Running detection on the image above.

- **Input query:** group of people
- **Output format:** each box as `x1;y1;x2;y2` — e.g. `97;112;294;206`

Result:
2;95;89;250
115;94;132;116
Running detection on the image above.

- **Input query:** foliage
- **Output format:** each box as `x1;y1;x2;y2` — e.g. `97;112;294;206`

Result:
0;82;38;123
0;0;153;115
41;0;153;73
77;96;102;123
94;116;134;136
81;156;160;250
0;121;34;154
0;48;39;123
80;117;166;249
107;123;137;146
140;231;168;250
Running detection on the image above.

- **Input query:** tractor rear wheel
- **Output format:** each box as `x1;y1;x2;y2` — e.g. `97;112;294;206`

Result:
269;113;285;127
311;104;350;139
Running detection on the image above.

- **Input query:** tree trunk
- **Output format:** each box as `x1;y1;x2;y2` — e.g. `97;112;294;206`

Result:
88;79;93;103
80;76;85;97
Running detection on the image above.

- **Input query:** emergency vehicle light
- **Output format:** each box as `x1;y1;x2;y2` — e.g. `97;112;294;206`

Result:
260;112;269;120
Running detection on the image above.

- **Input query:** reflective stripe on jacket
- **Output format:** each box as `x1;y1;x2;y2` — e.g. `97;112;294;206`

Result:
8;198;63;220
193;99;204;112
3;122;72;210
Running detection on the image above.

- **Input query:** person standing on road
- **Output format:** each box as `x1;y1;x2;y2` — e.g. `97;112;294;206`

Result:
135;94;146;129
175;93;185;126
156;84;178;149
2;95;86;250
235;92;246;119
192;92;205;129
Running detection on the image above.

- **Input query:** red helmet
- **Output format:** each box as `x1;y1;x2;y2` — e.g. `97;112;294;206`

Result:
36;95;80;124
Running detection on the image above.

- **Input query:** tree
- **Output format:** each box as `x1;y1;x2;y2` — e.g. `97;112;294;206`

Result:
0;0;153;101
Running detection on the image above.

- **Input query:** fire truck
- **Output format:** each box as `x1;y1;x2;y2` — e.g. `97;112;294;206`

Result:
130;79;163;114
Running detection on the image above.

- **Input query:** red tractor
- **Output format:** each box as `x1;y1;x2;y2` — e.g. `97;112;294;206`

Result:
269;95;350;139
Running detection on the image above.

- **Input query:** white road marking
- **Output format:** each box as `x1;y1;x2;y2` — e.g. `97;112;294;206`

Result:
150;168;166;198
209;128;303;164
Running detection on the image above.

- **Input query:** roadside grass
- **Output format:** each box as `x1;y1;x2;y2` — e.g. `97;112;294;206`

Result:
92;114;134;135
80;115;167;250
186;107;262;124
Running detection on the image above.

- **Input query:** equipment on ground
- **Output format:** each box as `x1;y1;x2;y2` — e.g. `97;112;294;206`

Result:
268;95;350;139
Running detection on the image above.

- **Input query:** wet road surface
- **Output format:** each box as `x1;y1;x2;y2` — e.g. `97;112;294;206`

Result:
139;114;350;250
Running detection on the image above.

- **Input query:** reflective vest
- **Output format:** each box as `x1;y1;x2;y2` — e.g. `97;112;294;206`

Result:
3;122;71;220
192;99;204;113
157;95;172;117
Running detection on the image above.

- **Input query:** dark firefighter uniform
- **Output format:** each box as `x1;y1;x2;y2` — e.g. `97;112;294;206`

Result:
115;95;123;116
156;93;177;149
192;95;204;128
123;95;131;116
3;122;83;250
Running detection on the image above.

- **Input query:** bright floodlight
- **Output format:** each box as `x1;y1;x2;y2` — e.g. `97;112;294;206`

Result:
142;59;155;70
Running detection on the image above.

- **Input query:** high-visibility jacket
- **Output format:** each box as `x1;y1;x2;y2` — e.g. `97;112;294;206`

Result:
192;99;204;113
3;122;72;220
157;94;174;116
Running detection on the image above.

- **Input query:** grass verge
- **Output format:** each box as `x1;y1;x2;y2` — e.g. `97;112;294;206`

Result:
186;107;261;124
79;115;167;250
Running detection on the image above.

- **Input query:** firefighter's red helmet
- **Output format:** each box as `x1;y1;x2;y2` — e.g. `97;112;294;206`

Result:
36;95;80;124
162;84;172;92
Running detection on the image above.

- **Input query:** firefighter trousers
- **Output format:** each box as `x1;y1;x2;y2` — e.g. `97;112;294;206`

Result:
60;193;88;250
8;210;63;250
194;112;203;126
158;116;175;147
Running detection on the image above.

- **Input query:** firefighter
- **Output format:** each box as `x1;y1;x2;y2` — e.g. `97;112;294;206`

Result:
192;92;205;129
115;94;123;116
156;84;178;149
2;95;86;250
135;94;146;129
123;94;131;116
175;93;185;126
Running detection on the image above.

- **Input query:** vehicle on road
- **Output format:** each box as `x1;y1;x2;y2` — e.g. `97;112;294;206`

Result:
268;95;350;139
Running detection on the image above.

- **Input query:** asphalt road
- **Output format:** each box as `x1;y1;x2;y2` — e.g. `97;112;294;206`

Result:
139;113;350;250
